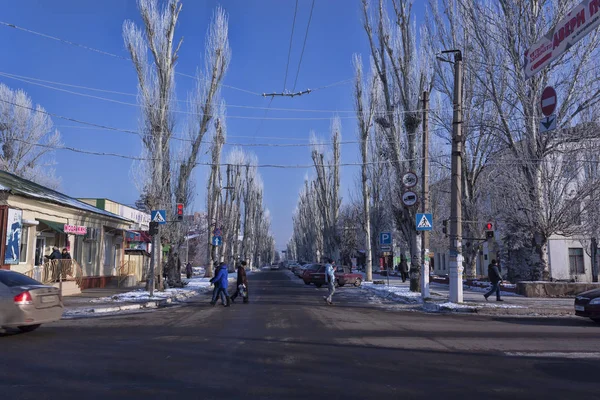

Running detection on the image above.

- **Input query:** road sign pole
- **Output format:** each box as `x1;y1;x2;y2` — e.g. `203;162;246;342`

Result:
449;50;464;303
421;90;430;299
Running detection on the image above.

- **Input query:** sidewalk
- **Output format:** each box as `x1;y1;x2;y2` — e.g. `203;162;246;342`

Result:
362;274;575;317
61;276;220;318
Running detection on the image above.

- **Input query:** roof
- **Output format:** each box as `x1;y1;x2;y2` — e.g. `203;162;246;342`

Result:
0;170;131;222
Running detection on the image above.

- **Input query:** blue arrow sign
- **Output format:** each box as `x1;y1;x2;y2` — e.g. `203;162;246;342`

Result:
151;210;167;225
416;213;433;231
212;236;222;246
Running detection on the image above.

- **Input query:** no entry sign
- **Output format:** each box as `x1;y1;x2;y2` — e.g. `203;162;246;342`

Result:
541;86;557;117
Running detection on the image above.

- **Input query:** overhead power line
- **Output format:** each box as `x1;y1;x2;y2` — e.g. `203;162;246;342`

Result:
292;0;316;92
283;0;299;92
0;20;262;96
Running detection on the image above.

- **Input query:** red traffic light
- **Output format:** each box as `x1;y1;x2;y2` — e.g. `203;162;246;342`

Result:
176;203;184;215
485;222;493;231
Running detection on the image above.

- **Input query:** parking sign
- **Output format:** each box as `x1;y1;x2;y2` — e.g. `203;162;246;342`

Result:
379;232;392;245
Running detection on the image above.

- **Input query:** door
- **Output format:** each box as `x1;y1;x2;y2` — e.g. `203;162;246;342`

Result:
35;237;46;266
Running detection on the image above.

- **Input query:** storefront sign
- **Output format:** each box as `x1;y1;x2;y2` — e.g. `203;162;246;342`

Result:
5;208;22;264
64;224;87;235
524;0;600;78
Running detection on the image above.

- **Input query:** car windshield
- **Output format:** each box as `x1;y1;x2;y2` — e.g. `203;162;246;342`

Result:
0;271;42;287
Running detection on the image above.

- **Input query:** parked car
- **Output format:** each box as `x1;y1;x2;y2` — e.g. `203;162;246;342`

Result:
293;264;309;277
574;288;600;324
0;270;63;333
304;265;363;288
301;264;323;284
270;263;280;270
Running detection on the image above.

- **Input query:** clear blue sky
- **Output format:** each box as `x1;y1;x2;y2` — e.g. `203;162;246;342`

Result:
0;0;426;249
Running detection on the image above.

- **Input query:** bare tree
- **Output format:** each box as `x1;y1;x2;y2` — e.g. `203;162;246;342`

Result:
461;0;600;280
0;83;61;188
361;0;431;290
310;118;342;262
205;105;226;276
353;54;378;281
425;0;501;278
123;0;182;289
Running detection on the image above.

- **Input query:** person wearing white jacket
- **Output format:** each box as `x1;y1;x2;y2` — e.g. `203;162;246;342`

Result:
323;258;336;305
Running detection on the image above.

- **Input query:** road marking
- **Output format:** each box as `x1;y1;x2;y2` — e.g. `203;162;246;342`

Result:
505;352;600;359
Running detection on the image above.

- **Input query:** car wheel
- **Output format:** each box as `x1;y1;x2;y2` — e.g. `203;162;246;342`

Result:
18;324;41;333
338;282;345;287
592;318;600;324
315;283;323;288
354;278;362;287
304;281;311;285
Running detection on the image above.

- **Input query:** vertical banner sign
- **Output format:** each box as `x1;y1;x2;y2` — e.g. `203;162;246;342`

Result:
5;209;23;264
524;0;600;78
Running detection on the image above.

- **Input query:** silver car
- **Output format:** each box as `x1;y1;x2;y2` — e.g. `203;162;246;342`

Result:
0;270;63;333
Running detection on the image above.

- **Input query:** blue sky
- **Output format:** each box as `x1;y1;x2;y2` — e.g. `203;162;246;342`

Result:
0;0;426;249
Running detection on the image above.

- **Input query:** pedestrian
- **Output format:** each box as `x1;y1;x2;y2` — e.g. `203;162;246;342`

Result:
185;262;193;279
45;246;62;261
323;258;336;305
399;256;409;283
61;248;71;259
210;262;231;307
231;260;249;304
484;259;504;302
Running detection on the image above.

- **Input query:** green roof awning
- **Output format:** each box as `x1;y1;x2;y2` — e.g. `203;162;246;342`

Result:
38;219;65;234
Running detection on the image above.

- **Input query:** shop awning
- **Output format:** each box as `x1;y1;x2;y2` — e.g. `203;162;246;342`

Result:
37;219;65;234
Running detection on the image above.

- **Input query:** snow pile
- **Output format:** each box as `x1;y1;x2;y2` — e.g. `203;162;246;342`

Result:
90;277;216;304
361;282;423;304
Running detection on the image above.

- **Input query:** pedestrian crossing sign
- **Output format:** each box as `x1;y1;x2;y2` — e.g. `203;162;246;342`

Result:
416;213;433;231
151;210;167;225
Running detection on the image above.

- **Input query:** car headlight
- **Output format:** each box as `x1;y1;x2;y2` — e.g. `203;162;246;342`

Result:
589;298;600;305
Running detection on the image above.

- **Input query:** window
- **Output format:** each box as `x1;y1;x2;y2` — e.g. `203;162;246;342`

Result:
19;226;29;263
569;248;585;275
86;241;96;264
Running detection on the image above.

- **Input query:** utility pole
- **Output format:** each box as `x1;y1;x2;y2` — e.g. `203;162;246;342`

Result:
446;49;464;303
421;90;430;299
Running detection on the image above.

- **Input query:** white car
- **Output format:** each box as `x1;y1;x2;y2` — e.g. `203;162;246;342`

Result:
0;270;63;333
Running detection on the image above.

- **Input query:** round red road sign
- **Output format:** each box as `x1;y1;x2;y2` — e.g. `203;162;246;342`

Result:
540;86;557;117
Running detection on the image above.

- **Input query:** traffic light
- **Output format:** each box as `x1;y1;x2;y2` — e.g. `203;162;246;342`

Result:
149;221;159;236
442;219;448;235
176;203;184;221
485;221;494;238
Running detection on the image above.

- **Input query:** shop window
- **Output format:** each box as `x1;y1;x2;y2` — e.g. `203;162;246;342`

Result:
19;226;29;263
86;241;96;264
569;248;585;275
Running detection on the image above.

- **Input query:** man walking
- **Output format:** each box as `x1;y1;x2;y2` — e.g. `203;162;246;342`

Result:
210;262;231;307
231;260;249;304
399;255;409;283
323;258;336;305
484;259;504;302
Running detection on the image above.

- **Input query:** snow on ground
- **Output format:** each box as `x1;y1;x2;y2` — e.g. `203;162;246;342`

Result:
360;282;423;304
90;277;218;304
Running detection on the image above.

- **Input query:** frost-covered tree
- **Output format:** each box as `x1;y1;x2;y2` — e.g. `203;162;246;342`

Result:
0;84;61;188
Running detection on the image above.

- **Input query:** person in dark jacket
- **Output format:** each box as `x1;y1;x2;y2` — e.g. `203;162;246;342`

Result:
46;247;62;261
399;256;409;283
210;262;231;307
484;259;504;302
61;248;71;259
185;262;193;279
231;261;249;304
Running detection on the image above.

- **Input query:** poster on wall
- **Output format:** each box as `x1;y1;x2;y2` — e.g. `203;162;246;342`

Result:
5;208;23;264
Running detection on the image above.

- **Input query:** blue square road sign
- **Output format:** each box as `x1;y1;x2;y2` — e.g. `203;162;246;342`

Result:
379;232;392;245
416;213;433;231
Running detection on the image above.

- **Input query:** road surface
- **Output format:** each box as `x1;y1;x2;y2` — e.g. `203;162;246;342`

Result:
1;270;598;399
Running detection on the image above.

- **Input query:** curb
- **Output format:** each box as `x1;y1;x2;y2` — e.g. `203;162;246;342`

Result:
63;291;202;318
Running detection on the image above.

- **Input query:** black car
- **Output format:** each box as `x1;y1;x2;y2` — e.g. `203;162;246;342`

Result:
574;288;600;324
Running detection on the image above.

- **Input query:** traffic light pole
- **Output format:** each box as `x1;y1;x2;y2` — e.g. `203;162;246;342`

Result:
421;90;430;298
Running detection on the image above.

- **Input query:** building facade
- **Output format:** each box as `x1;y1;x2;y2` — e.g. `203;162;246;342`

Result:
0;171;133;289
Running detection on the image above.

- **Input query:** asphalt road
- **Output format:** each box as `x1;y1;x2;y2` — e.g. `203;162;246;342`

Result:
1;270;599;400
